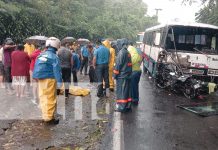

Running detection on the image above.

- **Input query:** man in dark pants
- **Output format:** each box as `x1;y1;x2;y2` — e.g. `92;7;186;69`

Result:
57;45;72;98
3;38;16;94
88;44;96;83
128;42;143;105
93;39;110;97
80;44;89;75
71;47;80;85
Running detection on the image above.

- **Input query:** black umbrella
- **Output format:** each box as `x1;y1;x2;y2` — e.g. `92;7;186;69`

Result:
26;35;48;42
61;37;76;45
76;38;90;45
25;36;48;47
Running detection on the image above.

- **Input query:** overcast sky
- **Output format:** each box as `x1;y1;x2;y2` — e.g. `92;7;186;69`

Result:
143;0;202;23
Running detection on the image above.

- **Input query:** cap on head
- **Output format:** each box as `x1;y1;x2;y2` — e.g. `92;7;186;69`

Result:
5;38;14;45
45;37;60;50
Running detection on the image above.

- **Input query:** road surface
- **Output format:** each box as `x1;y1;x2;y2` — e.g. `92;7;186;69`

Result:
119;73;218;150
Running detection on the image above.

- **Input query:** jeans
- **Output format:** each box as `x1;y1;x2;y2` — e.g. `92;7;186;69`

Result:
95;64;109;97
89;66;96;83
131;71;141;102
80;57;88;74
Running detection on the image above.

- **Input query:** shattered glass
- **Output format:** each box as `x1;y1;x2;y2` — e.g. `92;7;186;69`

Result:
177;101;218;117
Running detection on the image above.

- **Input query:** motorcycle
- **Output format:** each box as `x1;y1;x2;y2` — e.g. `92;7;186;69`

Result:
155;63;203;99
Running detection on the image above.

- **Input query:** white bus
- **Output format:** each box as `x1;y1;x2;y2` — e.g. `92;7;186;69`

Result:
142;22;218;97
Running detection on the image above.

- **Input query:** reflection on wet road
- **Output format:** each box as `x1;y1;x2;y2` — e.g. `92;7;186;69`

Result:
122;73;218;150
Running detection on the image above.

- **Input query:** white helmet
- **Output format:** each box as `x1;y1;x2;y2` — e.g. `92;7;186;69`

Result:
45;37;61;49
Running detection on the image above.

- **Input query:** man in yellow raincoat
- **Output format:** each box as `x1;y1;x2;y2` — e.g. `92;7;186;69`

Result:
24;41;35;56
128;41;143;105
102;40;115;91
33;37;62;125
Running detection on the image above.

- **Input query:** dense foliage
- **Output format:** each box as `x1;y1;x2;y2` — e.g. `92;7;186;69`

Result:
195;0;218;25
182;0;218;25
0;0;158;43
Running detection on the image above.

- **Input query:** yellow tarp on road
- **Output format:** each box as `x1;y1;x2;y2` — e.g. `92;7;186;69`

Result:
60;85;90;96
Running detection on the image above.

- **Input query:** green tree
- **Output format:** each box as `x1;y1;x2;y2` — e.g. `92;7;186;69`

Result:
0;0;158;43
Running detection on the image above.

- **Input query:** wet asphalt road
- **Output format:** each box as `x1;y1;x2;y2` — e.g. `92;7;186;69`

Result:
121;73;218;150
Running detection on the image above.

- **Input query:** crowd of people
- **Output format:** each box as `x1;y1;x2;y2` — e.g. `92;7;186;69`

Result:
0;37;143;125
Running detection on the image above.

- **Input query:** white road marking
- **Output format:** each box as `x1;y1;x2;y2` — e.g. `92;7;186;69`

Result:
106;103;110;114
113;112;124;150
74;96;83;120
91;93;101;120
57;95;66;120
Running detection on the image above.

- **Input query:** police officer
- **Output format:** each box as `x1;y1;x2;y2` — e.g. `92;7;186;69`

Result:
33;37;62;125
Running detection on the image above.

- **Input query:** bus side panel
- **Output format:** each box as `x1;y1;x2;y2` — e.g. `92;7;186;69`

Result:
143;45;151;73
150;46;161;77
143;45;160;77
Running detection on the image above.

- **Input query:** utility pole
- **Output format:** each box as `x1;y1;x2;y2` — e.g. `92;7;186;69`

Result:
155;8;162;22
155;8;162;17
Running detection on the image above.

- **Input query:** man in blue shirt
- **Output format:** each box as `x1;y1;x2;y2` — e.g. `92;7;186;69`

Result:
93;39;110;97
80;44;89;75
71;46;80;85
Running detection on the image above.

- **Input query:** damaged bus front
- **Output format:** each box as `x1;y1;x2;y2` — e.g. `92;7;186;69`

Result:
143;22;218;98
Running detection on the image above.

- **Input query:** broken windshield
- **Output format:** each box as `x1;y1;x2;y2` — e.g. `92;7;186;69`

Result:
165;26;218;54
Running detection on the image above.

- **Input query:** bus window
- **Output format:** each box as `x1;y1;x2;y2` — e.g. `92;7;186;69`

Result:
186;35;194;44
201;35;206;45
211;36;216;50
195;35;201;44
154;32;161;46
147;32;153;45
178;35;185;43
